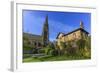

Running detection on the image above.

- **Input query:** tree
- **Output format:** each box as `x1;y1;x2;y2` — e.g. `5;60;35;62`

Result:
76;38;90;57
66;41;77;56
76;39;86;50
42;43;56;55
83;36;91;58
85;36;91;49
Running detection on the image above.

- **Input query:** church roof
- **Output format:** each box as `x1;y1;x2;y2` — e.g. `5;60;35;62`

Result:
56;32;65;39
56;28;89;39
64;28;89;36
23;32;42;41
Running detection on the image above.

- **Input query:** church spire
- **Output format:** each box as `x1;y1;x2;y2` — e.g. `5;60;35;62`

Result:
45;15;48;24
80;21;84;29
42;15;49;47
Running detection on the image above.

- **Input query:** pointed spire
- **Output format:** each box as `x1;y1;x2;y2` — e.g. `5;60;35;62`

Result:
45;15;48;24
42;15;49;46
80;21;84;29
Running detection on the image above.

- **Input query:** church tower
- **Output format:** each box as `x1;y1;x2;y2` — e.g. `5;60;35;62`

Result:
80;21;85;39
42;15;49;47
80;21;84;29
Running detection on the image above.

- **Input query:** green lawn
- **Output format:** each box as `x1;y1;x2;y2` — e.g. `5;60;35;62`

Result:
23;55;90;63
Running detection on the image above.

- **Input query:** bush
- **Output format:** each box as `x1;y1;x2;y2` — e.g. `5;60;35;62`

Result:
76;39;86;50
39;49;45;53
85;36;91;49
50;49;58;56
23;45;33;54
42;43;59;56
76;37;91;58
66;47;77;56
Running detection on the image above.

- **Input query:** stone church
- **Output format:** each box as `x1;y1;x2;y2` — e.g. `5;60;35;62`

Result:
56;21;89;49
23;15;89;53
23;15;49;49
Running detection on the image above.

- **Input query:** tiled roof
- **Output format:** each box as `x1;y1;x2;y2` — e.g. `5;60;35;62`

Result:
56;28;89;39
23;32;42;41
64;28;89;36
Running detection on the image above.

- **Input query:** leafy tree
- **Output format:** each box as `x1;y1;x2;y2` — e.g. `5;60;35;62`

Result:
85;36;91;49
76;39;86;50
67;47;76;56
83;36;91;58
76;37;91;57
66;41;77;56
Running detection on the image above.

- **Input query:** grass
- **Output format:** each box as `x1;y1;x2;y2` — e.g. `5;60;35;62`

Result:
23;55;90;63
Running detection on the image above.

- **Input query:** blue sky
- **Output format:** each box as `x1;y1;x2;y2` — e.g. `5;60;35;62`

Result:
23;10;91;41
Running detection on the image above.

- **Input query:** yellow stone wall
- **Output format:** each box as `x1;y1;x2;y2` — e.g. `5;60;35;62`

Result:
64;30;81;42
57;36;65;50
57;30;88;50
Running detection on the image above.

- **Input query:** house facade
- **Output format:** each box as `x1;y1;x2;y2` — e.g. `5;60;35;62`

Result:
56;21;89;50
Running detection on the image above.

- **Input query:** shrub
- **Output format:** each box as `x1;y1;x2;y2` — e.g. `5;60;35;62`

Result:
76;39;86;50
42;43;60;56
50;49;57;56
39;49;45;53
76;38;91;58
85;36;91;49
66;47;77;56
